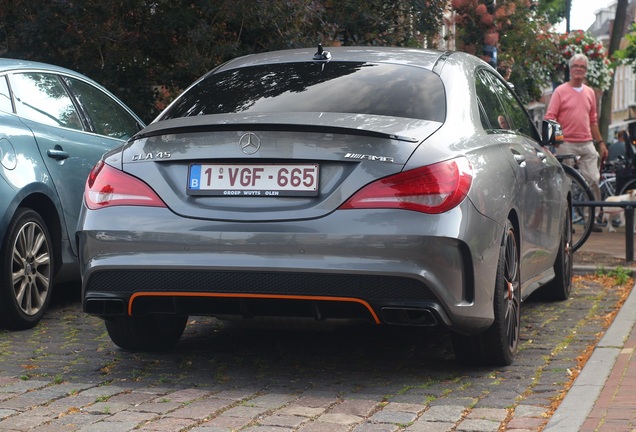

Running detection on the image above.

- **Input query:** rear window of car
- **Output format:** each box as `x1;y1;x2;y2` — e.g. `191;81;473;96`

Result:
160;62;446;122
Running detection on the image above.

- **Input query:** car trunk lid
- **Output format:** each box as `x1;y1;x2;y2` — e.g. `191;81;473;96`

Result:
120;113;443;221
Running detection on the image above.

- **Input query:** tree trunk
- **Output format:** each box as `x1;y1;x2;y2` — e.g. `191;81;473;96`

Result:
599;0;628;141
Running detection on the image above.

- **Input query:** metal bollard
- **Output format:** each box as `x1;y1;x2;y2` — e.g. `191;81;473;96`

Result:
626;205;634;262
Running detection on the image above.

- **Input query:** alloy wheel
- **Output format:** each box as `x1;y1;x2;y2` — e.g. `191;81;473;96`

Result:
12;221;51;316
503;228;520;354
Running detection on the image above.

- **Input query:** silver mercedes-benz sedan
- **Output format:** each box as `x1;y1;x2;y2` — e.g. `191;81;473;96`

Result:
76;46;572;366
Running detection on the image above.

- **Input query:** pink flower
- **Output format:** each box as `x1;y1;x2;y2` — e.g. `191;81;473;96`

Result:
451;0;468;9
495;8;506;19
556;31;612;90
480;13;494;25
484;32;499;46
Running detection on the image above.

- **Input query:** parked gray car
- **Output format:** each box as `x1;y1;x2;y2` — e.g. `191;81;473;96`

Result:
0;58;144;329
77;46;571;366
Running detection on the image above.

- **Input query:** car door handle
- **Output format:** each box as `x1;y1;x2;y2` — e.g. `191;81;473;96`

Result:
47;149;70;161
536;151;548;162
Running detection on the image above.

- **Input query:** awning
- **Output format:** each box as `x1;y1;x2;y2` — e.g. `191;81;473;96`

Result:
609;118;636;131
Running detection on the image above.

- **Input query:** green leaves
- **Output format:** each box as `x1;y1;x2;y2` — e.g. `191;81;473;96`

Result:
613;22;636;71
451;0;562;104
0;0;448;121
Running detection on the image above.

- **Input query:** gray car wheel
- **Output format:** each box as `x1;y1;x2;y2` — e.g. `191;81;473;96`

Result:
538;205;573;301
452;220;520;366
0;208;54;330
105;315;188;351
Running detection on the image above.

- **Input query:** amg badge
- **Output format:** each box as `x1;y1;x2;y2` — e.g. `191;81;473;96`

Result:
344;153;394;163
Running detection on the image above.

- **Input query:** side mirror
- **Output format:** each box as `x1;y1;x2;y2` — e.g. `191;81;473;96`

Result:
542;119;564;146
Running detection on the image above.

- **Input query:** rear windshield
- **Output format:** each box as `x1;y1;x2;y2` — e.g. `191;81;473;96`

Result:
160;62;446;122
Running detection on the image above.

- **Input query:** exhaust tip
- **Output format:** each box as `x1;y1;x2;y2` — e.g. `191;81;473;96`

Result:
381;307;438;327
84;298;126;316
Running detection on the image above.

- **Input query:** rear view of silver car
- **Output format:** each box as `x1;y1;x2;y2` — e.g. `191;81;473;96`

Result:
76;47;572;366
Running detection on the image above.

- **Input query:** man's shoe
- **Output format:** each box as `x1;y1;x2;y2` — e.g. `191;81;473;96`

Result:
595;215;607;226
592;224;603;233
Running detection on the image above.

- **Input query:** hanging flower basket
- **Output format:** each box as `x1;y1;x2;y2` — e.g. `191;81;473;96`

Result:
553;30;613;90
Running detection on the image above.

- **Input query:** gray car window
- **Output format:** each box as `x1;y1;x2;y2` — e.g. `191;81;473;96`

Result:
482;71;541;142
475;70;509;131
10;72;83;131
64;77;141;140
161;62;446;123
0;76;12;113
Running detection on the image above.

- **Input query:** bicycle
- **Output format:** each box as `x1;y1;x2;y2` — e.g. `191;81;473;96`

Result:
614;155;636;195
599;162;617;200
613;130;636;195
595;160;620;229
618;177;636;195
555;154;595;252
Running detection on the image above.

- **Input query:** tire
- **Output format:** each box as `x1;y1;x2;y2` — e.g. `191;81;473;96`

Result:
105;315;188;351
538;204;573;301
618;178;636;195
564;165;595;252
599;174;616;200
0;208;54;330
452;220;521;366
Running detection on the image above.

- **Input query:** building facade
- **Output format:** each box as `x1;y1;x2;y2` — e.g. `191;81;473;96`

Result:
589;0;636;137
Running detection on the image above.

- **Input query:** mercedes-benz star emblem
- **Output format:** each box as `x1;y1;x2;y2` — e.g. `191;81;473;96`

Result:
239;133;261;155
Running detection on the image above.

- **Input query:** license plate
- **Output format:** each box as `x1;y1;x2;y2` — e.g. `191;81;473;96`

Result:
188;163;319;196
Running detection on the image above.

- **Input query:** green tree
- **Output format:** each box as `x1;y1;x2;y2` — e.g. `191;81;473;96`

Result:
535;0;566;27
451;0;561;104
135;0;338;113
1;0;160;120
0;0;447;121
322;0;446;47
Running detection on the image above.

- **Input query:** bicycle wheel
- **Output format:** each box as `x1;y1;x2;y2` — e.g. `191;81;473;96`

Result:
618;177;636;195
563;164;595;251
600;174;616;200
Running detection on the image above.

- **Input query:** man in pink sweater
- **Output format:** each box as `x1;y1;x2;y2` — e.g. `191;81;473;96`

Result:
545;53;608;231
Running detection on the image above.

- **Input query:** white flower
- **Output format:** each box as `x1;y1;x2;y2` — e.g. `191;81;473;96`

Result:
553;30;613;90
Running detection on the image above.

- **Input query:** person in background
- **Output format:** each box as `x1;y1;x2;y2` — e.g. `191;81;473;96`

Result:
607;130;625;163
607;129;634;162
497;115;509;129
545;53;608;232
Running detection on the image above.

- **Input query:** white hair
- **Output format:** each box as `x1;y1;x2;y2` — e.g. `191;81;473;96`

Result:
569;53;589;68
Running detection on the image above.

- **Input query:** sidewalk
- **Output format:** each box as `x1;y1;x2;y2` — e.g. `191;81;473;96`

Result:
544;230;636;431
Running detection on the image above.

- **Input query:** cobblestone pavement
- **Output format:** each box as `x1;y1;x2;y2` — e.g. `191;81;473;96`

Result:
0;275;629;432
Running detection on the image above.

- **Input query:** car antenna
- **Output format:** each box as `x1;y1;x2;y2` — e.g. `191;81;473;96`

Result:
313;44;331;61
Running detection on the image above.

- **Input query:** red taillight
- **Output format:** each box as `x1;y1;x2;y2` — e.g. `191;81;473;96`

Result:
340;157;473;214
84;160;166;210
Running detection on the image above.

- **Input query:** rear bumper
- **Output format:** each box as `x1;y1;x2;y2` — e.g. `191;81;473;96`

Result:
78;204;501;334
83;269;451;327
